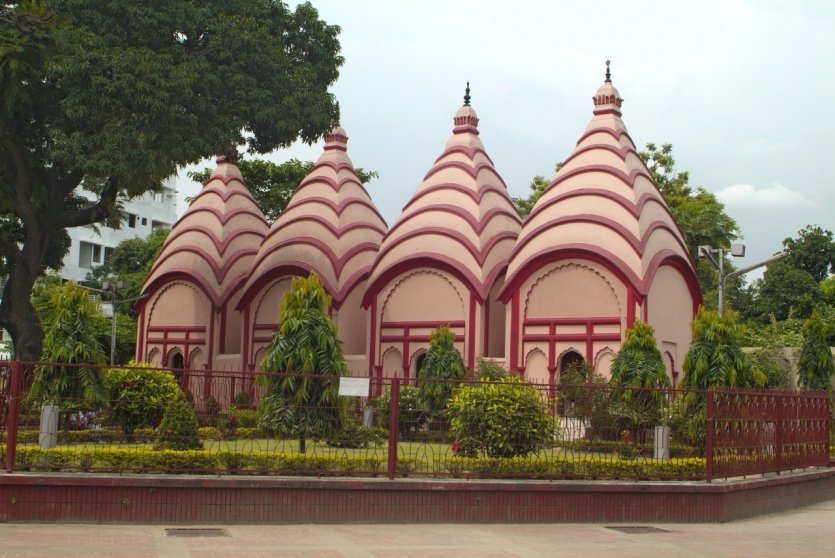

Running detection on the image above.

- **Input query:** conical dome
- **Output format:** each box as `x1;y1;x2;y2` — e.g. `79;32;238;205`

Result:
142;155;269;306
365;97;522;304
502;74;697;299
239;127;387;306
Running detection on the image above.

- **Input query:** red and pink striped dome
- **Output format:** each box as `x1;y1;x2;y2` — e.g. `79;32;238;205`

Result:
142;155;269;307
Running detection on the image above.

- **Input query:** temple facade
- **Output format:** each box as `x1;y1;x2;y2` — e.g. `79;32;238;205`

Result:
136;74;701;391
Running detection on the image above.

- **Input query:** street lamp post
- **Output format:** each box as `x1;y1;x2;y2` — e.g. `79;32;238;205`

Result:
102;280;129;366
698;244;786;316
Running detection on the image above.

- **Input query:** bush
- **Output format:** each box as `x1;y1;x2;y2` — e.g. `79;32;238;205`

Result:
232;391;254;410
104;362;180;441
218;406;259;439
418;326;466;415
256;394;295;437
371;385;428;440
475;358;508;381
559;363;618;440
326;417;384;449
449;377;554;458
156;393;201;450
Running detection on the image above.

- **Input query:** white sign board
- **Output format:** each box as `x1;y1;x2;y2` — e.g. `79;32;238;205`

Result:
339;376;370;397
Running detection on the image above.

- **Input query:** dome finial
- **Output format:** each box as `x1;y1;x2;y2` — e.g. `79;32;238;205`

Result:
605;60;611;83
463;81;471;106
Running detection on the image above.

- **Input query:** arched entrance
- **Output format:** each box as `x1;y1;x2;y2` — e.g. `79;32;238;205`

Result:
559;350;585;380
170;351;185;389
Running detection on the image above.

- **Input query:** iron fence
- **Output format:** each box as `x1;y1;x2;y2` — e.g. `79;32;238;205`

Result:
0;360;830;481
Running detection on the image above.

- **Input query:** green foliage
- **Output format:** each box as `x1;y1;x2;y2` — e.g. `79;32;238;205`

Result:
104;361;180;440
512;175;550;218
474;357;509;381
258;274;346;451
417;326;466;414
325;404;384;449
30;282;107;408
682;308;762;389
782;225;835;283
745;262;824;323
0;0;343;360
797;309;834;391
610;320;670;390
638;143;740;261
609;321;670;432
156;393;201;450
449;377;554;458
188;158;377;222
371;385;428;440
746;318;795;389
218;406;259;439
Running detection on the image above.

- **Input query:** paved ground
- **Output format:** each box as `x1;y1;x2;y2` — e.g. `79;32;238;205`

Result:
0;499;833;557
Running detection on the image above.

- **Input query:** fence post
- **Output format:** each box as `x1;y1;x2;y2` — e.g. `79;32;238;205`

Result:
5;360;21;472
386;378;400;480
774;394;783;475
706;388;714;483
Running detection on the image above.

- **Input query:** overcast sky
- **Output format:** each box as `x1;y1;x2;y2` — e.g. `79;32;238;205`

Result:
176;0;834;282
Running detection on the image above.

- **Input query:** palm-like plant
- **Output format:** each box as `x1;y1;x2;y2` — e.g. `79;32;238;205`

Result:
610;320;670;435
797;309;834;391
417;325;466;416
258;274;346;452
29;282;107;409
682;307;761;389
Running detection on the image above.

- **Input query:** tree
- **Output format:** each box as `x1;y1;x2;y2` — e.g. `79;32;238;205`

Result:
797;309;834;391
258;273;346;452
512;175;550;218
29;281;107;409
105;362;180;441
0;1;344;360
610;320;670;390
609;320;670;437
188;158;378;222
682;307;762;389
782;225;835;283
744;262;824;323
639;143;740;262
417;325;466;416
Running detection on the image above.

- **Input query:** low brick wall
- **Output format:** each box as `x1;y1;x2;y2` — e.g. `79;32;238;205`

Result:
1;469;833;524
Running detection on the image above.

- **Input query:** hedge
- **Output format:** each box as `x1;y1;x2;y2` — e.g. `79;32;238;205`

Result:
9;445;391;476
446;455;706;480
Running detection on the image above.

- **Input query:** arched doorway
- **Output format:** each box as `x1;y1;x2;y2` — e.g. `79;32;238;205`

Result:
170;351;185;389
413;352;427;383
559;350;585;380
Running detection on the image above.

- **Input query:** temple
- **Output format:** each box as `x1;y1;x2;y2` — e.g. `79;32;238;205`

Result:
136;71;701;393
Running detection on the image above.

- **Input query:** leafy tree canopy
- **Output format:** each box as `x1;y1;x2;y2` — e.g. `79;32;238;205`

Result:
417;325;466;415
610;320;670;389
797;309;834;391
188;158;378;222
782;225;835;283
0;0;344;360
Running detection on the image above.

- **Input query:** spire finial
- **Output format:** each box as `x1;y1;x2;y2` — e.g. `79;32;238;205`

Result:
605;60;611;83
463;81;471;106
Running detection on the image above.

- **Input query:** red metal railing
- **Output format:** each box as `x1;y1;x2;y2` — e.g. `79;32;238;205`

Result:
1;360;831;480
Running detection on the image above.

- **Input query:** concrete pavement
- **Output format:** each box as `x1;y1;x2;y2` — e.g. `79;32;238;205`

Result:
0;499;833;557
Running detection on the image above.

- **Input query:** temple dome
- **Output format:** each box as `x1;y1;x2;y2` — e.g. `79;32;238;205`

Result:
239;127;387;307
501;74;697;300
142;154;269;306
365;94;522;304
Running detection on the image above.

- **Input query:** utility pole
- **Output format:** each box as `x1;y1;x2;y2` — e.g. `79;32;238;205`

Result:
698;244;786;315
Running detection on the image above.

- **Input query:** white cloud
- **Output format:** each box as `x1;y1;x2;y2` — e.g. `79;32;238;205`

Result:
716;183;815;209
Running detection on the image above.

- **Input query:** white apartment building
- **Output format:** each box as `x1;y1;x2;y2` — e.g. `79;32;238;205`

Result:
62;178;179;283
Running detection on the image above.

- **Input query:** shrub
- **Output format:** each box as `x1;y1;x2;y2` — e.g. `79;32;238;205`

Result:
798;309;834;391
371;385;428;440
449;377;554;458
474;358;508;381
418;326;466;415
218;406;259;439
233;391;254;410
104;362;180;441
256;394;295;437
559;363;618;440
156;393;201;450
326;404;384;449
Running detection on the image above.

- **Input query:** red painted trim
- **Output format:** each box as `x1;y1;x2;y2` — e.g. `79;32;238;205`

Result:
368;299;378;377
560;143;636;168
523;317;620;326
250;236;379;279
382;320;466;328
574;125;632;147
190;181;263;208
386;203;520;238
549;165;652;193
522;333;620;343
512;215;689;262
362;256;487;308
263;215;386;245
585;322;594;361
627;289;636;328
293;166;363;194
236;264;334;310
482;294;490;359
380;335;466;343
141;271;219;308
162;225;266;258
375;226;517;269
467;292;476;369
510;290;520;370
643;252;704;312
284;196;387;226
499;245;643;302
206;308;214;370
136;307;145;362
527;188;668;223
401;327;410;383
403;182;522;221
147;326;206;333
433;145;495;166
169;205;268;228
592;108;622;116
219;304;227;354
242;306;251;370
147;245;258;287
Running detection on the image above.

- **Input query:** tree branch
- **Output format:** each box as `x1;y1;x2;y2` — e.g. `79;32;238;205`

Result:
58;178;120;228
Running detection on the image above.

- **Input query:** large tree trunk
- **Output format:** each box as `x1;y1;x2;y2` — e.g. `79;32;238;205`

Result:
0;226;51;362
